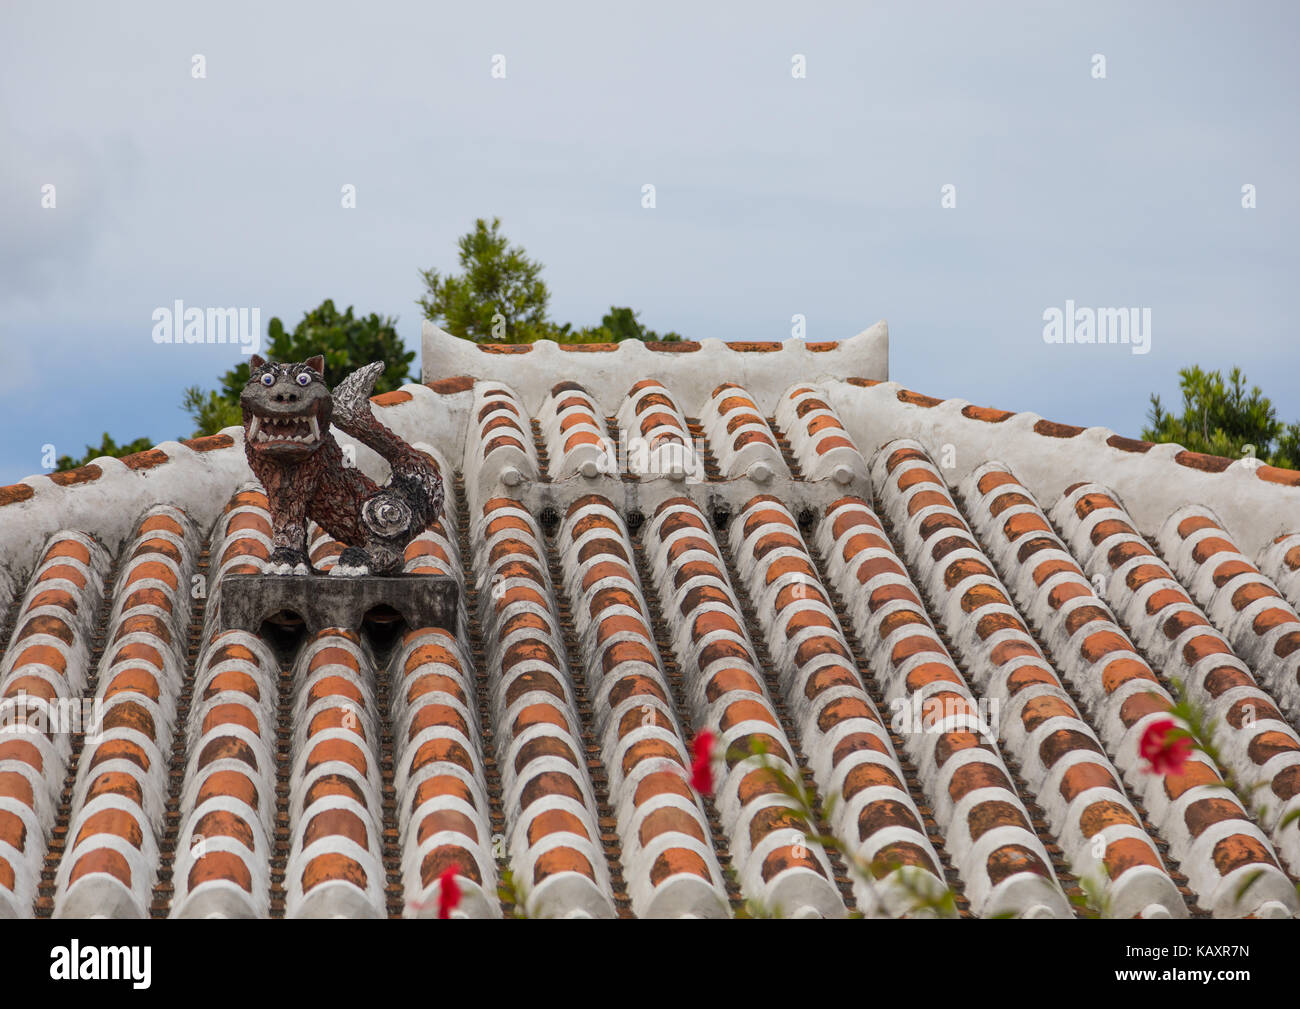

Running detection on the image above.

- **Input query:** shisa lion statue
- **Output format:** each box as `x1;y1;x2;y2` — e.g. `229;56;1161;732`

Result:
240;354;443;576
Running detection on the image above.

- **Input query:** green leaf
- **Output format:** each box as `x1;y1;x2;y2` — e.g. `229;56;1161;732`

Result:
416;218;687;344
1142;364;1295;467
55;431;156;471
1234;869;1265;905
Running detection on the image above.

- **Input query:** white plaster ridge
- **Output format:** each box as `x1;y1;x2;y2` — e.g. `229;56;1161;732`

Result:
823;379;1300;558
420;320;889;415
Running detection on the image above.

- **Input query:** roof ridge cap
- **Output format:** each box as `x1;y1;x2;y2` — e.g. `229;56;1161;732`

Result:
832;376;1300;488
420;319;889;416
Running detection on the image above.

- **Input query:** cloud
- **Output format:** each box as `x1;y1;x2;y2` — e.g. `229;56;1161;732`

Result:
0;0;1297;486
0;125;138;305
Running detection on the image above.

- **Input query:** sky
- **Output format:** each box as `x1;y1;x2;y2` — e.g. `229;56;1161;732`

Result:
2;1;1297;484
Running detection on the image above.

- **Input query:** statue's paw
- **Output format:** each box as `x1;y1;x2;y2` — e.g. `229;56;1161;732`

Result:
330;546;372;577
267;548;312;575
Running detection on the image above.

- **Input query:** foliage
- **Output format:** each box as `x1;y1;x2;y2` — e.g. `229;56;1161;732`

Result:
714;735;958;919
180;386;242;437
182;298;413;436
1144;365;1300;468
595;305;682;343
418;217;682;344
418;217;554;344
1154;680;1300;909
55;432;155;472
495;867;531;919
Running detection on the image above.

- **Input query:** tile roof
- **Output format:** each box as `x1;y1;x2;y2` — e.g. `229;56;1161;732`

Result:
1;320;1298;918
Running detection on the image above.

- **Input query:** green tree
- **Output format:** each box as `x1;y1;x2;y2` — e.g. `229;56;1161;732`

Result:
56;432;155;472
183;298;413;436
181;387;242;436
1143;365;1300;468
418;218;684;344
597;306;681;343
418;217;554;343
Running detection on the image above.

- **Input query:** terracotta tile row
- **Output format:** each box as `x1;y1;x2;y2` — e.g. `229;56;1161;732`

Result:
307;523;343;573
166;487;278;916
284;630;388;917
811;494;1084;917
54;506;200;917
950;461;1295;917
876;449;1185;918
641;496;845;916
774;384;867;484
464;337;851;355
876;448;1186;916
1157;506;1300;726
555;495;729;916
170;629;279;917
731;494;995;916
1051;482;1300;874
615;381;698;481
538;382;617;480
699;384;785;483
388;627;497;917
472;497;617;917
403;515;461;581
394;442;493;917
206;484;273;630
1258;532;1300;614
402;477;471;653
0;530;111;916
468;384;540;489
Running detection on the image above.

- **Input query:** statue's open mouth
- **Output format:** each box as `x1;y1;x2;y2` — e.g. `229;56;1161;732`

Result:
247;410;322;448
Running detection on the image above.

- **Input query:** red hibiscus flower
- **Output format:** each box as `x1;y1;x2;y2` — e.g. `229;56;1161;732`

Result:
690;729;716;796
437;866;462;919
1139;718;1193;775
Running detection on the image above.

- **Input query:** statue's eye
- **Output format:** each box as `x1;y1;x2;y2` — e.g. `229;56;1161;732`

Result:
296;372;311;387
260;373;275;387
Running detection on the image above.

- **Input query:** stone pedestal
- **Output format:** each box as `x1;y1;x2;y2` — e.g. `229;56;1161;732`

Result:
218;573;458;638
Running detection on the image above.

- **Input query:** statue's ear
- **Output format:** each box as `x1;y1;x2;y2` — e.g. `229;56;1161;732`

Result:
249;353;266;370
305;355;325;375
